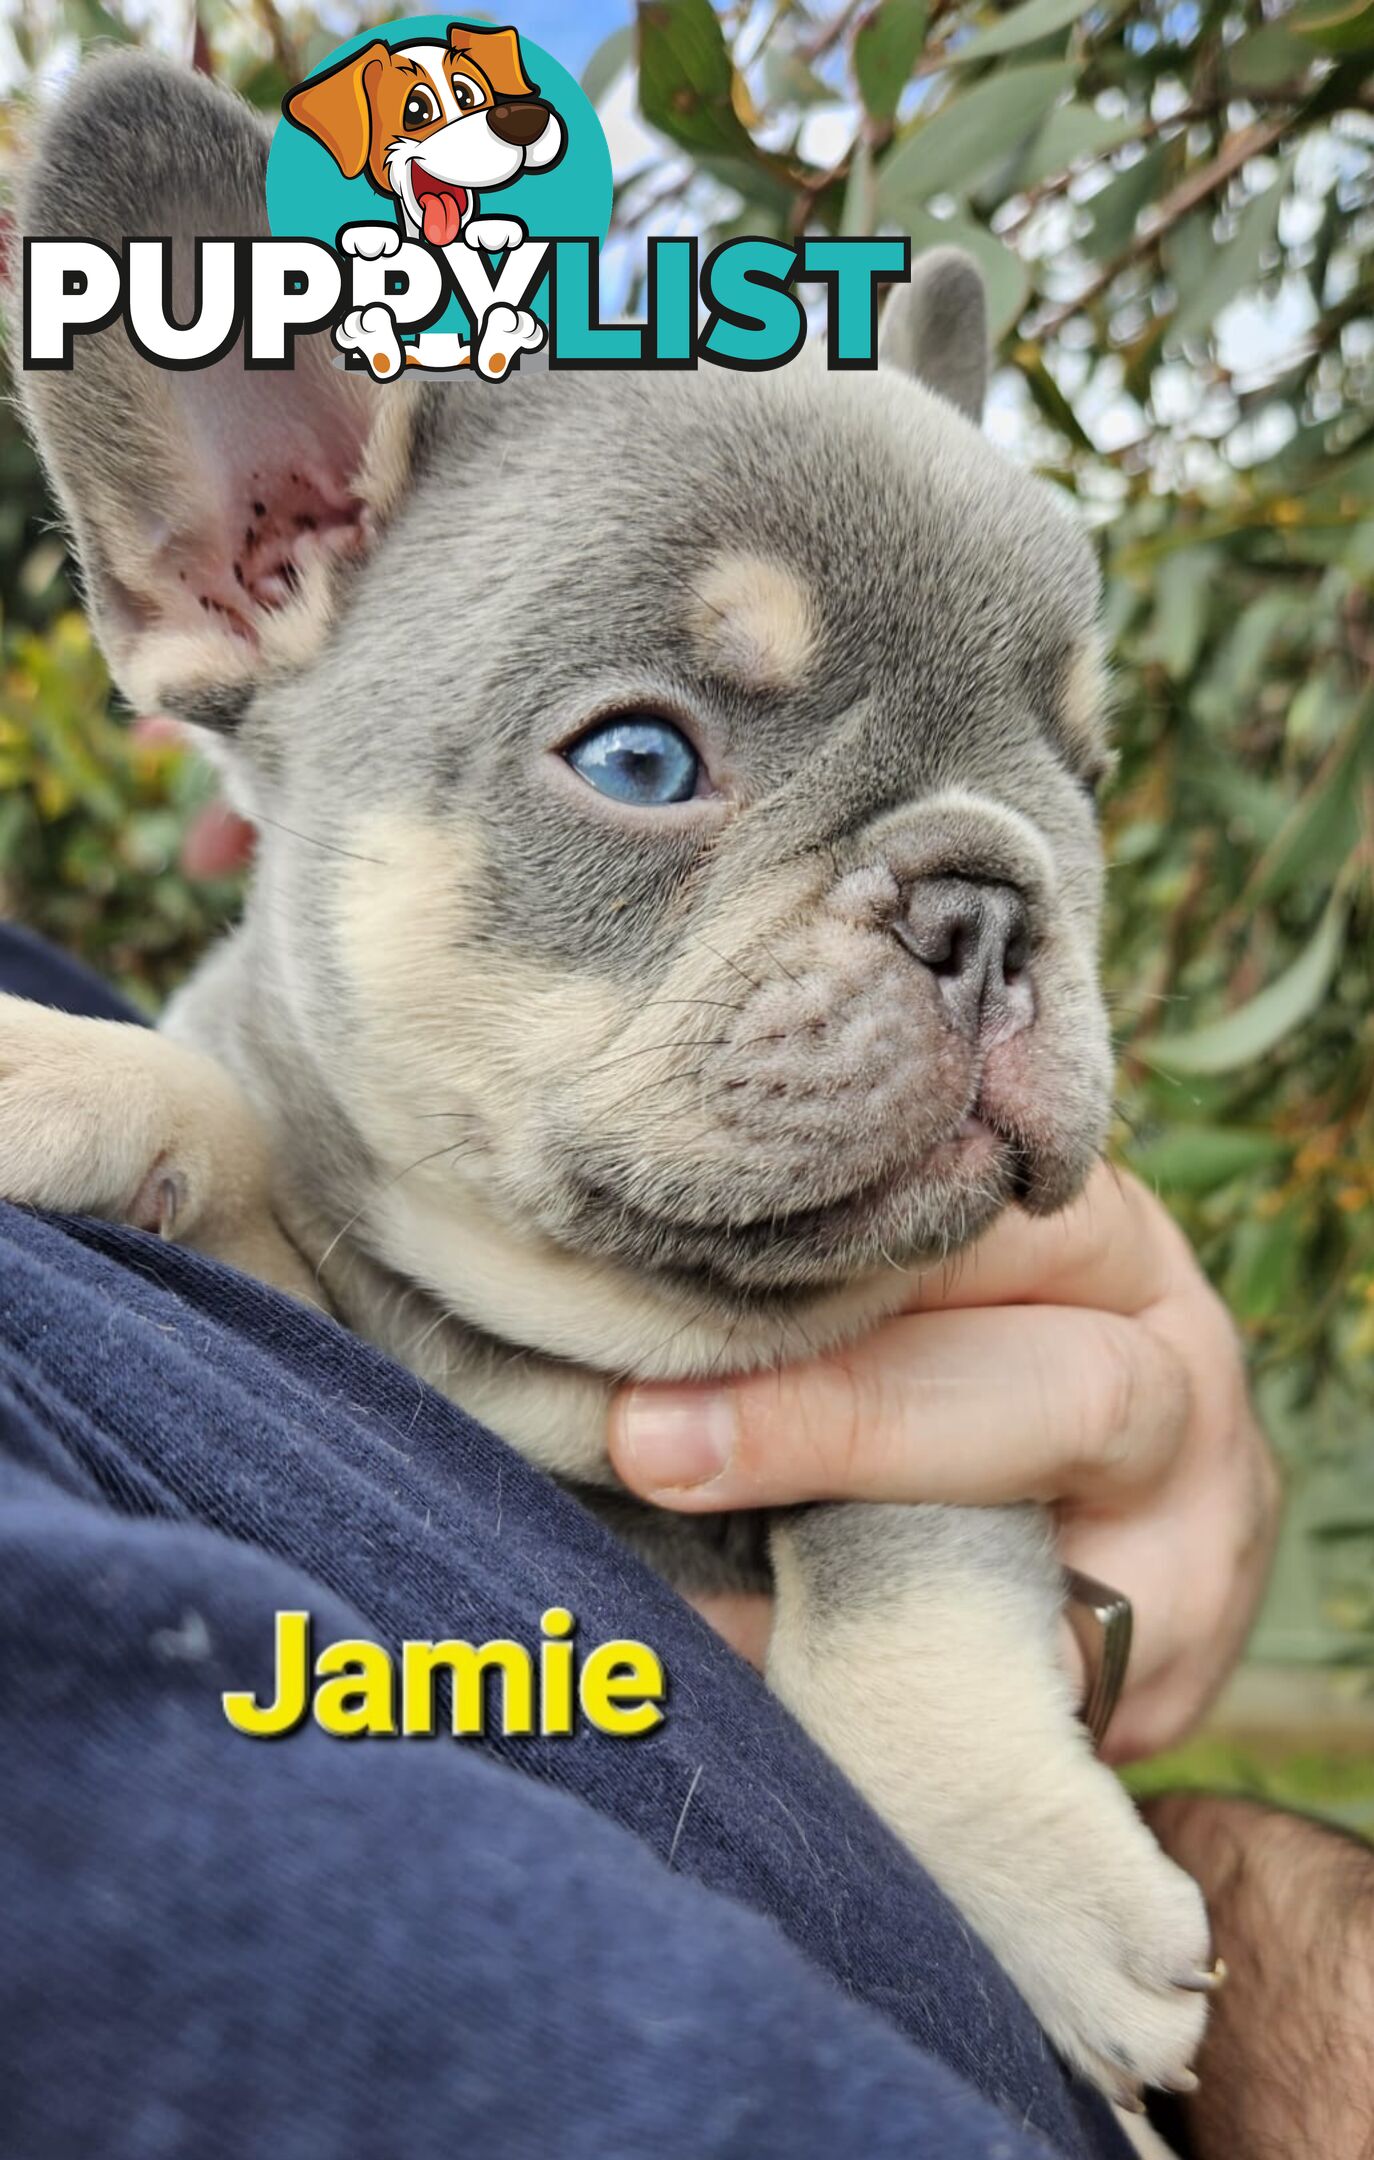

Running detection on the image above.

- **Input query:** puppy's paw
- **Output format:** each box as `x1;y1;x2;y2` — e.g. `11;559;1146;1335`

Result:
474;303;545;381
339;223;402;260
0;996;317;1304
334;304;404;381
0;998;177;1225
463;215;527;254
765;1518;1214;2111
984;1803;1214;2106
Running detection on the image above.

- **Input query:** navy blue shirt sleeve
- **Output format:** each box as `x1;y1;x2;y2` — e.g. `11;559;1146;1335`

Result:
0;927;1129;2160
2;1430;1073;2160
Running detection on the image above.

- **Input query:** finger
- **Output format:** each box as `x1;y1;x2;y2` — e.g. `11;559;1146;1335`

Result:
898;1164;1189;1320
610;1302;1192;1512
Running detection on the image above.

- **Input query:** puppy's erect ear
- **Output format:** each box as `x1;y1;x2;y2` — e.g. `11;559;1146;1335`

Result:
15;54;421;734
451;25;535;99
284;40;389;181
879;247;988;423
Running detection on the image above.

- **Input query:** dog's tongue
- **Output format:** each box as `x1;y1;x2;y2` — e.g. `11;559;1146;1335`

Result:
422;191;463;247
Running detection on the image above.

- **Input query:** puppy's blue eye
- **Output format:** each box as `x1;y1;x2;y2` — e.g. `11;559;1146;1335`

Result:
565;718;699;807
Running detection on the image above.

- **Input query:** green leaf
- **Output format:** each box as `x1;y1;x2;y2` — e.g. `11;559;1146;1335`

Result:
637;0;758;160
1189;753;1290;846
1290;0;1374;56
1084;143;1166;259
949;0;1119;63
582;25;634;105
1214;592;1300;703
67;0;136;47
693;152;799;216
1285;669;1350;753
1019;349;1097;452
1228;23;1317;90
1226;1214;1301;1323
1252;688;1374;901
1128;1125;1292;1194
1254;776;1361;904
876;60;1072;206
1145;897;1350;1075
855;0;929;121
1135;546;1216;680
1014;102;1140;189
1170;179;1285;344
763;47;839;107
840;136;877;234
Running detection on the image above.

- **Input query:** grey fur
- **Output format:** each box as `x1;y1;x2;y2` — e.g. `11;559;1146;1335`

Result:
878;246;989;421
12;56;1214;2095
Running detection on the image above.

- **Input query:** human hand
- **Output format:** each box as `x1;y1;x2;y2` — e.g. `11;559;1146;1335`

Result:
608;1163;1281;1762
1142;1793;1374;2159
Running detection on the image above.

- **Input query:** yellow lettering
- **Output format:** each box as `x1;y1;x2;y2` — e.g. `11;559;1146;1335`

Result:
313;1638;397;1736
222;1610;311;1737
579;1640;666;1737
539;1606;576;1736
402;1639;534;1737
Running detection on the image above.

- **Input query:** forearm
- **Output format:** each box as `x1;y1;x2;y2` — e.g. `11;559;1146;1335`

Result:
1144;1792;1374;2160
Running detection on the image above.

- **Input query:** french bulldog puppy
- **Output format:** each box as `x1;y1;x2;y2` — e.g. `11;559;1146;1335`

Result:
4;55;1214;2103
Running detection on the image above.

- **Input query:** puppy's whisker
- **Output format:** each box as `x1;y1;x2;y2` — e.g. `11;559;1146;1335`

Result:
704;1312;742;1380
251;812;390;866
692;938;763;995
637;997;747;1016
409;1304;458;1363
635;1299;723;1373
315;1138;475;1281
599;1059;722;1109
583;1038;730;1079
755;938;802;989
1110;1101;1147;1143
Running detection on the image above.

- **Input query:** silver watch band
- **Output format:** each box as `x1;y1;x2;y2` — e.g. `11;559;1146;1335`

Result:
1064;1567;1133;1748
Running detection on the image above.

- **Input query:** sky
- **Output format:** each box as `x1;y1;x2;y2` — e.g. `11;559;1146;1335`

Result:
504;2;629;75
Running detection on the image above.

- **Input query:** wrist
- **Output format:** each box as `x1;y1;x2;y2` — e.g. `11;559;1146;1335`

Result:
1143;1793;1374;2160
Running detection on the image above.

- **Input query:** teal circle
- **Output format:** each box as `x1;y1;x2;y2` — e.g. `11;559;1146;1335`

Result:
265;16;612;337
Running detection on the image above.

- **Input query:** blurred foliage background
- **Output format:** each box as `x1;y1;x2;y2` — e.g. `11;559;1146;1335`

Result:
0;0;1370;1793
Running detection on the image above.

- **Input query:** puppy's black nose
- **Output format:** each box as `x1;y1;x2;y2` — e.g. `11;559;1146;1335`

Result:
894;876;1034;1040
487;100;551;146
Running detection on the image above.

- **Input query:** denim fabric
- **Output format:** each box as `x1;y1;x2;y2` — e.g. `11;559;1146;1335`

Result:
0;926;1129;2160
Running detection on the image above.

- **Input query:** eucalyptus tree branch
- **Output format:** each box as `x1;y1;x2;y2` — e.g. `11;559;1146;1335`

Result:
1035;110;1292;339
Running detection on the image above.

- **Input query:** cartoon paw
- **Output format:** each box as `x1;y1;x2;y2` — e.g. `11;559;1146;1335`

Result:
339;224;402;260
475;303;545;382
463;216;528;255
334;304;404;382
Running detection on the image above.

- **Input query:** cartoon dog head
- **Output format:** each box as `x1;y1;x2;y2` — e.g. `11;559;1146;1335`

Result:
286;22;565;246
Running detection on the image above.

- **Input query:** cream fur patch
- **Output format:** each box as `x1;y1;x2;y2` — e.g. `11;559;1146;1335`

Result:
335;812;625;1129
688;552;817;691
1060;637;1112;763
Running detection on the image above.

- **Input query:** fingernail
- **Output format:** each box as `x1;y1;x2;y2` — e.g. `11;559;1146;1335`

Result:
617;1386;737;1494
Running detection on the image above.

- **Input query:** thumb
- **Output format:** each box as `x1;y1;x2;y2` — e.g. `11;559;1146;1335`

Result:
608;1306;1184;1512
609;1351;869;1511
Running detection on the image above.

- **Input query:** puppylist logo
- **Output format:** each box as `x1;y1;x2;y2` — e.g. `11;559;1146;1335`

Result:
23;14;911;384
